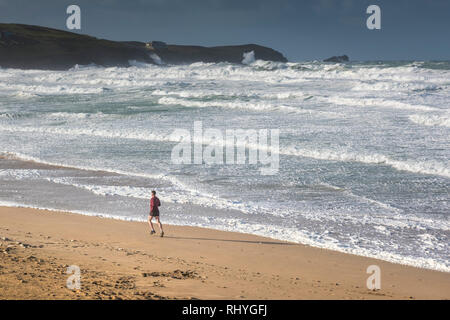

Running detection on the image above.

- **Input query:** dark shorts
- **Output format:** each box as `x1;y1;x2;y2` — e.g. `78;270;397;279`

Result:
150;210;160;217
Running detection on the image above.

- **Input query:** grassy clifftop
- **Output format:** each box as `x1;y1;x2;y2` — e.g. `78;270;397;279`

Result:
0;24;152;69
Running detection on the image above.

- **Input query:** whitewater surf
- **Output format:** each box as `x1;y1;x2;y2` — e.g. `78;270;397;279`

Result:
0;60;449;272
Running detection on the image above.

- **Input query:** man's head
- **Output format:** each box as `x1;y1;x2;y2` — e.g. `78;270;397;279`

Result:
151;190;156;197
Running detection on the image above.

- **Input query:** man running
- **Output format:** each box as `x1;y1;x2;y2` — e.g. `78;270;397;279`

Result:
148;190;164;237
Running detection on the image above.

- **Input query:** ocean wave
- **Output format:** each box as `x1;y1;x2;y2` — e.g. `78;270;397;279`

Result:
0;124;169;142
0;168;42;180
409;113;450;128
322;96;439;112
0;112;35;120
1;61;449;99
282;147;450;178
351;81;444;92
0;151;256;214
151;89;311;101
4;163;446;233
2;123;449;178
0;82;108;95
43;176;262;216
0;151;164;180
157;96;336;116
157;96;305;113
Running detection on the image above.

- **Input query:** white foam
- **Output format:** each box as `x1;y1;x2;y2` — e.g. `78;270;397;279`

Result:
157;96;308;114
149;53;163;65
0;81;107;95
323;96;438;112
1;151;165;180
282;146;450;178
151;89;310;101
0;124;169;142
43;176;259;215
1;151;262;215
409;113;450;128
3;151;447;234
2;124;448;178
0;169;41;180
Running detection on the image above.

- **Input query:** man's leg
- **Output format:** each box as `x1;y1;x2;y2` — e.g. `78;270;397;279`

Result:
148;215;155;232
156;216;164;233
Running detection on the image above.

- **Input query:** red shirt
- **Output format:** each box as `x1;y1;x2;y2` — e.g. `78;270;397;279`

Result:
150;196;161;213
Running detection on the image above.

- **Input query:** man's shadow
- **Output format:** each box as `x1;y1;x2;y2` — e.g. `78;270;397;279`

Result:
164;236;294;246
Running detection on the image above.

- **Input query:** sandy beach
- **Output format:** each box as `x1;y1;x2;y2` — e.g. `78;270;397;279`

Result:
0;206;448;300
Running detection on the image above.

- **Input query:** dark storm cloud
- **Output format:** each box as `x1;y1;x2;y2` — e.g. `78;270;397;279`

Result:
0;0;449;60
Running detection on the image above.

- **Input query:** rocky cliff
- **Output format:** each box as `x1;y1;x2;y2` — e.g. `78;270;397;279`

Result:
0;23;287;70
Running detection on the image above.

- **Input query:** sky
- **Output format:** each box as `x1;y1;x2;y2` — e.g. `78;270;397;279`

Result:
0;0;449;61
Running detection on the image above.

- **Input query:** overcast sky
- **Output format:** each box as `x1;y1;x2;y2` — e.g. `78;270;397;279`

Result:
1;0;449;61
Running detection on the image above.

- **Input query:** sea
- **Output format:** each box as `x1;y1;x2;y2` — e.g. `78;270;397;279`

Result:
0;58;449;272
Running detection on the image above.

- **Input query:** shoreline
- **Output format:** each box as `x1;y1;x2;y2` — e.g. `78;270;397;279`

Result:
0;206;449;299
1;200;447;273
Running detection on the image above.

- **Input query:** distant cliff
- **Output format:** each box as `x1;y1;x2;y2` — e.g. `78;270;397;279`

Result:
151;44;287;65
0;23;287;70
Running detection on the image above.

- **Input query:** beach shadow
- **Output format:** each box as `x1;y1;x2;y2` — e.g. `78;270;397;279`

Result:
164;236;295;246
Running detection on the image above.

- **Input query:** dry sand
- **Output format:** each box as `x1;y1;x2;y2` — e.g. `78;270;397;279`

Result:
0;206;448;300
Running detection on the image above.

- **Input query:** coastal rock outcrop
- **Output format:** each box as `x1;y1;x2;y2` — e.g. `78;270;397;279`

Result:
323;55;349;63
